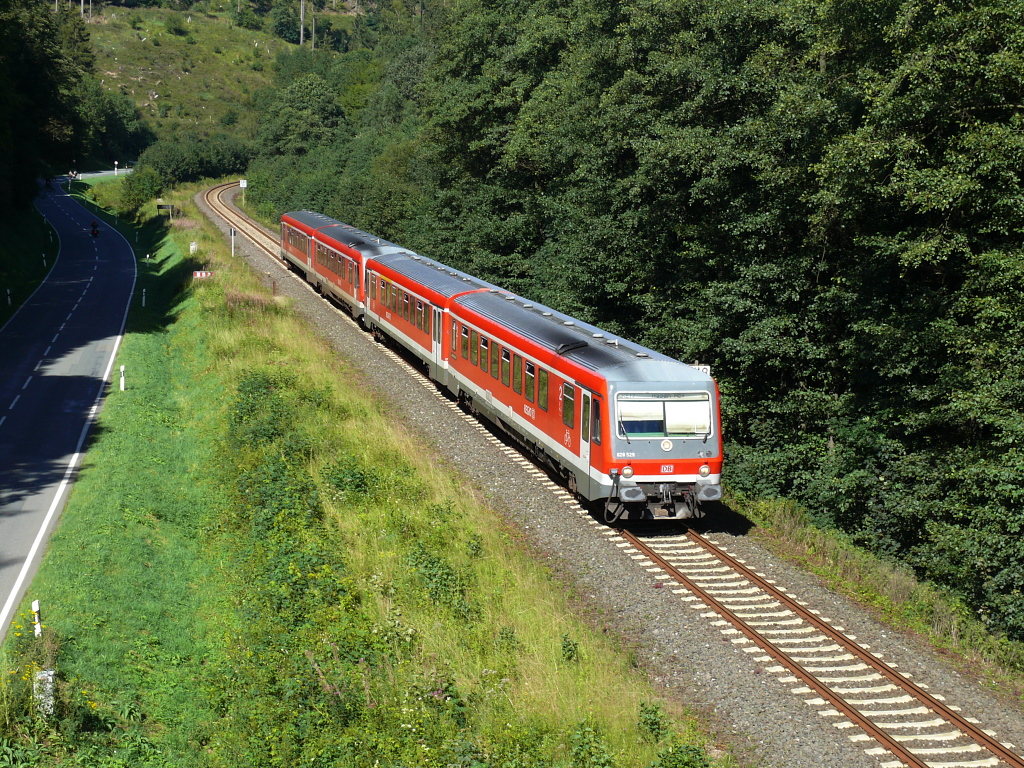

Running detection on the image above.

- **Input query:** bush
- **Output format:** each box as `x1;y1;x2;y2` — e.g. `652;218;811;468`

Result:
165;11;187;35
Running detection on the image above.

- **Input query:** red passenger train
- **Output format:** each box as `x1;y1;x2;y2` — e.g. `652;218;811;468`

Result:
280;210;723;522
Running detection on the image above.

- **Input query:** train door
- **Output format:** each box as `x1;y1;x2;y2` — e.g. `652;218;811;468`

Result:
579;390;592;495
432;307;443;378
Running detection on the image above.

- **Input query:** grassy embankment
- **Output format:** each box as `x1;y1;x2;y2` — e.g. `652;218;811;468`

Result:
736;495;1024;700
0;177;724;767
0;208;59;330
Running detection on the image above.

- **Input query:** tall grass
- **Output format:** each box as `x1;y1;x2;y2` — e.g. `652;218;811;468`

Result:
0;181;726;767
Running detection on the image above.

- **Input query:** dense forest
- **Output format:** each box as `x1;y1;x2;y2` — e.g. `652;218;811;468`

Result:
4;0;1024;642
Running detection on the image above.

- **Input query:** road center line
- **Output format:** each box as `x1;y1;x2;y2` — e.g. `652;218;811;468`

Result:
22;377;31;389
9;395;20;410
43;345;50;356
0;416;6;428
51;333;59;343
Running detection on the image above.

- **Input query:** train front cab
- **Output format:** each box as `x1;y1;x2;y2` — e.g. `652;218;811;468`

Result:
597;377;723;522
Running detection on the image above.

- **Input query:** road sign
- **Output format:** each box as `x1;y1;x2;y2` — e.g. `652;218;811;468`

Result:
239;179;247;188
193;271;215;279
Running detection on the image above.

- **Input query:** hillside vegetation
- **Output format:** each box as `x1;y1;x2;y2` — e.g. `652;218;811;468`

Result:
88;8;281;142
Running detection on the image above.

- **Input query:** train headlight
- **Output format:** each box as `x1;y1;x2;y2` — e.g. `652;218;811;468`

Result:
621;466;634;479
699;464;711;478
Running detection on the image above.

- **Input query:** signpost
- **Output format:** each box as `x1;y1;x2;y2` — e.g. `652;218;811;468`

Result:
239;179;247;206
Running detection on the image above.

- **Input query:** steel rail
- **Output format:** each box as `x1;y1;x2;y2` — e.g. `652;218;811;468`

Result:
682;530;1024;767
621;528;1024;768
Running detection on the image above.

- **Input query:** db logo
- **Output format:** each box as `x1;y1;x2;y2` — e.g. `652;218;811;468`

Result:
563;430;572;446
661;465;674;473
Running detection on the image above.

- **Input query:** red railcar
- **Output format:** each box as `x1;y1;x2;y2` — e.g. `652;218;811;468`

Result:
280;211;722;521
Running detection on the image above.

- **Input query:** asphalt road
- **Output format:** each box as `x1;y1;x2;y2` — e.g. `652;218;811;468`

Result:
0;181;136;642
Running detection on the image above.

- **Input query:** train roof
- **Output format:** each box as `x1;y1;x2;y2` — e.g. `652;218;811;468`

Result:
454;291;711;384
284;210;399;258
370;252;501;298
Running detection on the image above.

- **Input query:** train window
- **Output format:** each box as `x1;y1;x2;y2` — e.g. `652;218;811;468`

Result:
371;275;377;300
490;342;500;379
525;362;535;402
538;369;549;411
480;337;489;371
616;392;712;438
403;293;410;321
592;401;602;444
416;300;423;330
513;355;522;394
470;330;479;365
348;261;354;284
581;394;590;442
501;349;510;386
424;306;432;337
451;319;458;351
461;326;470;359
562;383;576;428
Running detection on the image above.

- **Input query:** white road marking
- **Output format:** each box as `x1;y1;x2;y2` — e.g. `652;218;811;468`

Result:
22;377;32;389
9;396;20;409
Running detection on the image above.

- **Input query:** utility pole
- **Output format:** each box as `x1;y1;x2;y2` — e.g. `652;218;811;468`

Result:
311;11;315;50
299;0;304;45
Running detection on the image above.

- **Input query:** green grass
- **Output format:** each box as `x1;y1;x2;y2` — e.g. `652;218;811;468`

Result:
0;207;59;329
0;180;727;767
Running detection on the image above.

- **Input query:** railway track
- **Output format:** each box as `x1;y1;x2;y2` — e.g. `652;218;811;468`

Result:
613;529;1024;768
202;182;1024;768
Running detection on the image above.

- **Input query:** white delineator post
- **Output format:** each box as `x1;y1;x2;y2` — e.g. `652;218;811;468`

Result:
31;600;54;717
120;365;125;391
34;670;54;717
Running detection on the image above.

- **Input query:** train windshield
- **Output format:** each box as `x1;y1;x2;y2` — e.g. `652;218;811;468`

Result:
616;392;712;438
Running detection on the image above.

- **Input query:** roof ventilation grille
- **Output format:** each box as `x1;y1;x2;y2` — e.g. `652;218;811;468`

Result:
563;321;575;326
556;340;589;355
636;352;649;358
542;311;552;317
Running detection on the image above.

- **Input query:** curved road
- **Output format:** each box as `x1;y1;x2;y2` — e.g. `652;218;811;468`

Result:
0;181;136;642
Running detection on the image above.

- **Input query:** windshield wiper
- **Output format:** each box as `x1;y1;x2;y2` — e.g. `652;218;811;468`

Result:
618;420;631;444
